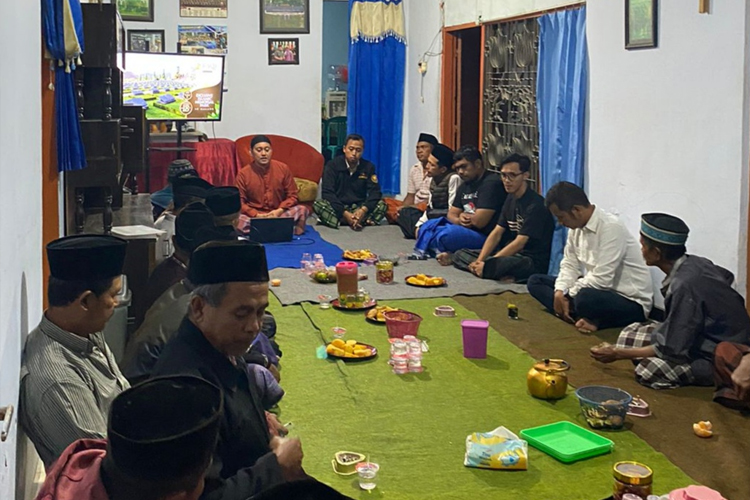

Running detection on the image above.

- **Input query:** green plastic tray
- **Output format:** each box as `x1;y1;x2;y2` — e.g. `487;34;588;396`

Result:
519;421;614;463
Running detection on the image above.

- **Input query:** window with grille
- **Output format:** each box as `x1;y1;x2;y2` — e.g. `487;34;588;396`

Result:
482;18;540;186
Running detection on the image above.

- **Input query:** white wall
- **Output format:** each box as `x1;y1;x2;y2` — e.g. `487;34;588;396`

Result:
444;0;582;28
587;1;750;289
125;0;323;148
399;0;443;197
0;1;43;497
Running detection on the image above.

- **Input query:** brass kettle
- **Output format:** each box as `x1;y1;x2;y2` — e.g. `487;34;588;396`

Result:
527;358;571;400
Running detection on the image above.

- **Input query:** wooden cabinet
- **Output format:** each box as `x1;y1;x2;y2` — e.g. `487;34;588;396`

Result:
64;3;127;234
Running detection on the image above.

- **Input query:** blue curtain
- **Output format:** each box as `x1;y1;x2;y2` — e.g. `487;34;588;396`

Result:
348;0;405;195
42;0;87;172
537;7;588;275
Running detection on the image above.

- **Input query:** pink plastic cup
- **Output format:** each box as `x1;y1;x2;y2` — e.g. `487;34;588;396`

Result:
461;319;489;359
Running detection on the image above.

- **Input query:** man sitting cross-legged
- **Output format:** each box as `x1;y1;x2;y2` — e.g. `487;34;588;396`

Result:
386;132;438;225
34;375;223;500
20;235;131;468
397;143;461;240
411;145;506;260
235;134;310;236
450;154;554;282
314;134;386;230
591;213;750;390
527;182;653;333
152;240;305;498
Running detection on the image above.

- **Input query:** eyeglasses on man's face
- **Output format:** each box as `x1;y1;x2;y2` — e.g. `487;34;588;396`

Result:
500;171;524;181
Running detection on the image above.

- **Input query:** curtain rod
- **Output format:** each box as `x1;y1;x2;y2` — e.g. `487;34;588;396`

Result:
485;2;585;25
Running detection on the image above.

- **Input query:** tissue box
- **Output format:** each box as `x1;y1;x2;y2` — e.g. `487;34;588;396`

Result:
464;426;528;470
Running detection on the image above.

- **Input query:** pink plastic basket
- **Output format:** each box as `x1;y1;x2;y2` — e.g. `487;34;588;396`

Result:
383;310;423;339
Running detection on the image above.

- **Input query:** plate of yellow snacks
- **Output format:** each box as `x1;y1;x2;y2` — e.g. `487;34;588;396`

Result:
405;274;447;287
342;249;377;261
365;305;400;324
325;338;378;361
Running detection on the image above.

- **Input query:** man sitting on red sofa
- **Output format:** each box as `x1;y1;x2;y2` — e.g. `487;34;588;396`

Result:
235;135;310;236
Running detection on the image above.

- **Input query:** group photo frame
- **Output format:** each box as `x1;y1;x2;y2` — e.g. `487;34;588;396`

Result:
260;0;310;34
268;38;299;65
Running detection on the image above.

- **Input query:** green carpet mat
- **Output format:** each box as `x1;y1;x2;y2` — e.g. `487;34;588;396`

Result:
271;295;694;499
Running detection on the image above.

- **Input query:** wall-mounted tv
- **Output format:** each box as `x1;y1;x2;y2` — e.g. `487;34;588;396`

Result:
123;52;225;121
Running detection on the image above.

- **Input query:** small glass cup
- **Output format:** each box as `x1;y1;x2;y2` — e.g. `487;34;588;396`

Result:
356;462;379;490
376;260;394;284
301;252;312;271
319;295;332;309
331;326;346;339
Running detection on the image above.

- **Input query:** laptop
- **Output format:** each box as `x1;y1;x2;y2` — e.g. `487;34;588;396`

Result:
246;217;295;243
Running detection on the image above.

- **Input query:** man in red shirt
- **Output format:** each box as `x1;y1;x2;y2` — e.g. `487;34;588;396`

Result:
235;135;310;235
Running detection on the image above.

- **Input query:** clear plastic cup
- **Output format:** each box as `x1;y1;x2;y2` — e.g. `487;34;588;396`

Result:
319;295;332;309
391;340;408;356
301;252;312;271
356;462;379;490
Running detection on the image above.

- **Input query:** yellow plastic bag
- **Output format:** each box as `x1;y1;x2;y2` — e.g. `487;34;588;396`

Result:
464;426;528;470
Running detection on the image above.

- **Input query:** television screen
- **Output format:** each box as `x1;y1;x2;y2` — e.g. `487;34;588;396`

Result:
123;52;225;121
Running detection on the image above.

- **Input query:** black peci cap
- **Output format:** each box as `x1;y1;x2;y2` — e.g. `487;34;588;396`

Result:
47;235;128;281
188;240;269;285
205;187;241;217
106;375;223;482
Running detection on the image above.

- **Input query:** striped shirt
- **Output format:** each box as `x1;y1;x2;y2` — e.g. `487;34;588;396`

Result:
19;315;130;467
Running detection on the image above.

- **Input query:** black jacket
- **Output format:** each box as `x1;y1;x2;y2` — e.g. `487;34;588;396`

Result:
320;156;382;217
122;280;279;386
152;318;285;500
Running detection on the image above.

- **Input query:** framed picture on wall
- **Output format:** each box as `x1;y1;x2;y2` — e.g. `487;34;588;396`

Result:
178;25;228;54
117;0;154;22
625;0;657;49
127;29;165;52
260;0;310;34
180;0;228;18
268;38;299;65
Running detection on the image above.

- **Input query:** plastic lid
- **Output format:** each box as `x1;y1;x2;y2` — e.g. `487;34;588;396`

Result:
336;261;358;270
460;319;489;328
533;358;570;373
613;461;653;485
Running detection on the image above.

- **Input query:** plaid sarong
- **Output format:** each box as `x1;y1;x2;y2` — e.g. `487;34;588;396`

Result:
313;200;387;229
281;205;311;234
616;322;695;389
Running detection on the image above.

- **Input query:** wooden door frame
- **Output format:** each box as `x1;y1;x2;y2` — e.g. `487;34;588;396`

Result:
42;60;59;307
440;23;484;151
440;29;458;149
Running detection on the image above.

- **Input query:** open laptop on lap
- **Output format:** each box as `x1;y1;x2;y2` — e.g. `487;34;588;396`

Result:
246;217;295;243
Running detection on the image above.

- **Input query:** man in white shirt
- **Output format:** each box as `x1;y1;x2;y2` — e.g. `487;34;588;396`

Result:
386;133;438;224
527;182;653;333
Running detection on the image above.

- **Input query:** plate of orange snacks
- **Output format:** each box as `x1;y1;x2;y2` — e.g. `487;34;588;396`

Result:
342;249;377;261
405;274;447;288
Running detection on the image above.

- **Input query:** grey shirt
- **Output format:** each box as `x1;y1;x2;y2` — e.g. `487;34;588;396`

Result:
20;315;130;467
653;255;750;364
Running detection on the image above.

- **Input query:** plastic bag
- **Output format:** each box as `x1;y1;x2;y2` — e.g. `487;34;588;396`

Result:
464;426;528;470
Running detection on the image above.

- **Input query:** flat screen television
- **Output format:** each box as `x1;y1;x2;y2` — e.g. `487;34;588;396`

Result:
123;52;225;121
